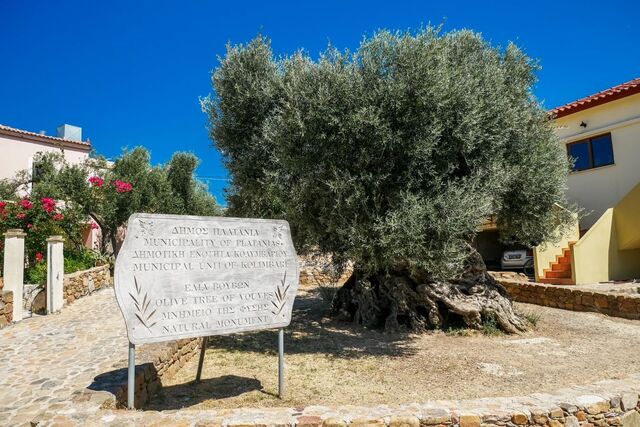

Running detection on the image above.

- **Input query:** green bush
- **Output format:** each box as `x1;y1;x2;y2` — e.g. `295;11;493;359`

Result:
64;249;97;274
25;262;47;286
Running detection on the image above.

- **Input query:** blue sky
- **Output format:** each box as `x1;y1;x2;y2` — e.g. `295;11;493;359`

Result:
1;0;638;205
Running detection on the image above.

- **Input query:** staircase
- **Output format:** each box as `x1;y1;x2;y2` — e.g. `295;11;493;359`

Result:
538;243;575;285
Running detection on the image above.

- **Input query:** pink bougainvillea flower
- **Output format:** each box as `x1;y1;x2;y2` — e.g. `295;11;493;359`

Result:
90;222;99;229
27;223;33;229
41;197;56;213
112;180;133;193
0;201;6;210
35;252;43;262
19;199;33;210
52;213;64;221
88;176;104;187
16;212;26;219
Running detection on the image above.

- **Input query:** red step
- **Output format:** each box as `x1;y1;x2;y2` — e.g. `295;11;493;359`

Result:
552;262;571;272
539;277;575;285
539;244;575;285
544;269;571;279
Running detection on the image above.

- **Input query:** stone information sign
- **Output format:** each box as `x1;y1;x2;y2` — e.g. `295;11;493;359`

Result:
114;213;299;345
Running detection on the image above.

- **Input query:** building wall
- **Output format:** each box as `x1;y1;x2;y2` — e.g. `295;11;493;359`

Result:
554;93;640;231
0;133;89;180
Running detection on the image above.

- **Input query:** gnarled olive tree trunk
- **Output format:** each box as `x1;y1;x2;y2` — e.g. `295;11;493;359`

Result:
331;247;527;334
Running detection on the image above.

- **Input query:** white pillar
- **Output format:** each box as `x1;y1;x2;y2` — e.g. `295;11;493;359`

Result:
3;229;26;322
46;235;65;314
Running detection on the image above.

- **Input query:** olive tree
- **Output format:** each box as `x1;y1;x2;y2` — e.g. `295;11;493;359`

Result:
205;29;574;333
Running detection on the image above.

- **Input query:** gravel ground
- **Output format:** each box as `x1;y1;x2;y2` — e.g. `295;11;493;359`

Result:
149;285;640;410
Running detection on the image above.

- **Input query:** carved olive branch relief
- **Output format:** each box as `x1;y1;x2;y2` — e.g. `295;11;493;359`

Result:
271;271;290;317
129;276;157;330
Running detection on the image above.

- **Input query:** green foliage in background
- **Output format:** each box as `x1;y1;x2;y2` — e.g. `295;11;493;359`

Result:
206;28;575;279
0;148;221;264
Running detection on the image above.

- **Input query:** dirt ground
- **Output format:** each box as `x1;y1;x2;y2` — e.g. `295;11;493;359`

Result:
147;284;640;410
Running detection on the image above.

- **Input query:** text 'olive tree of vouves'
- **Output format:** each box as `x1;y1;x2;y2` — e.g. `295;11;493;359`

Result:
205;28;574;333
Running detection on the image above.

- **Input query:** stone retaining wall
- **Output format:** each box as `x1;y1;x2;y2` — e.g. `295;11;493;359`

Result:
299;254;353;288
44;375;640;426
63;264;111;305
83;337;201;409
0;276;12;327
499;280;640;320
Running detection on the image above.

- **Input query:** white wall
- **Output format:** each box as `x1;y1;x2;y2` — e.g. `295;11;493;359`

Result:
554;93;640;231
0;133;89;181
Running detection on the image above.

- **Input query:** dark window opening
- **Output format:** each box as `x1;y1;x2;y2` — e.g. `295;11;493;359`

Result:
567;133;614;172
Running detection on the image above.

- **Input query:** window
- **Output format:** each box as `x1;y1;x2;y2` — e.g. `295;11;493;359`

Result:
567;133;614;171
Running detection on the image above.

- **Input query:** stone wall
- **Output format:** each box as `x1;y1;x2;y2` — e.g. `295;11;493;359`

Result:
299;254;353;288
86;338;200;408
500;280;640;320
63;264;111;305
0;276;12;327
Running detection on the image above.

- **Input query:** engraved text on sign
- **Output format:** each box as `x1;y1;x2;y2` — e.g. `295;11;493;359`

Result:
114;214;299;345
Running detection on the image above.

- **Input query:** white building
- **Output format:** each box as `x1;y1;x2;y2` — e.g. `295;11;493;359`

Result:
0;123;100;249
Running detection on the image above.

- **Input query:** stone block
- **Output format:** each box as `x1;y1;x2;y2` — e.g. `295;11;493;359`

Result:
297;416;323;427
421;409;451;425
621;394;638;411
323;418;347;427
349;418;385;427
576;395;611;415
389;416;419;427
459;414;482;427
565;415;579;427
511;411;529;425
621;412;640;427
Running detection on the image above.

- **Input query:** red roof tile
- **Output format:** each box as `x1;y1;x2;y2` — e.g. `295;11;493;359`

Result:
551;77;640;118
0;124;91;148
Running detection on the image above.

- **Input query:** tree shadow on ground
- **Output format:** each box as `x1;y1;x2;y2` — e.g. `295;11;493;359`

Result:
204;287;418;360
145;375;264;411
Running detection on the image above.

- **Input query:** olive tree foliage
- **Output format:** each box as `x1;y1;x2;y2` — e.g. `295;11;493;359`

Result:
207;29;573;277
205;29;575;332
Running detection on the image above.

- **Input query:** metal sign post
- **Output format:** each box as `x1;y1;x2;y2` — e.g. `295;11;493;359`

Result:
278;328;284;398
195;336;208;383
194;330;285;399
128;342;135;409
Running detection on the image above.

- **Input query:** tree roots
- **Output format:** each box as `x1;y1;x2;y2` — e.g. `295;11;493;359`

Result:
331;250;527;334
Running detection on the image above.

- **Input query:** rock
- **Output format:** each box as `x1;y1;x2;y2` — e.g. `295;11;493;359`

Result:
421;409;451;425
576;395;611;415
577;411;587;421
349;418;385;427
550;407;565;418
549;419;563;427
621;411;640;427
323;418;347;427
611;396;622;409
531;409;548;425
389;416;420;427
621;394;639;411
460;414;482;427
511;411;528;425
565;415;580;427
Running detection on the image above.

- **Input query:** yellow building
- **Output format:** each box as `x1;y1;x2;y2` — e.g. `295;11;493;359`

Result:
534;78;640;285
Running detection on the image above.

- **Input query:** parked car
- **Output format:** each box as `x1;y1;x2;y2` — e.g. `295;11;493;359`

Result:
501;248;534;276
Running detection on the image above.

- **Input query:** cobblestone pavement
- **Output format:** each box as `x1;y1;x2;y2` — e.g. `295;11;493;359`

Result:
1;288;640;427
0;289;129;426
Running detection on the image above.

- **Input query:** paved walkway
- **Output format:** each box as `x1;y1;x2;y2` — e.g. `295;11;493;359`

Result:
0;289;129;426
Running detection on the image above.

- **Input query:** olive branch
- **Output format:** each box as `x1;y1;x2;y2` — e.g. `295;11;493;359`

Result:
270;271;290;317
129;276;157;330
